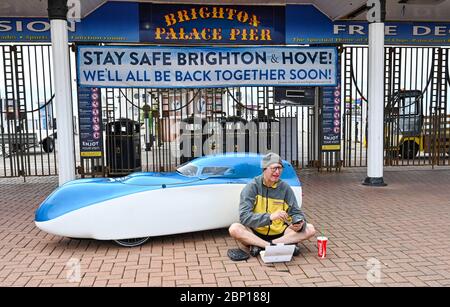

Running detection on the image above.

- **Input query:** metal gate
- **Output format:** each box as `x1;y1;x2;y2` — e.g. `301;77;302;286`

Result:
5;44;448;177
78;86;318;176
342;46;450;167
0;44;59;178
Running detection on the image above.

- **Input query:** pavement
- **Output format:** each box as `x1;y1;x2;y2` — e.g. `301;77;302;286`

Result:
1;166;450;287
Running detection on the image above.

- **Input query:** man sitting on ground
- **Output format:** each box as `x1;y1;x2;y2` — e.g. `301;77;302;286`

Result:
229;152;316;256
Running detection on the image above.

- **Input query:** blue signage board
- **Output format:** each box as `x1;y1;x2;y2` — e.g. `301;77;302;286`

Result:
139;3;285;45
77;87;103;157
286;5;450;46
0;2;283;44
0;2;139;43
321;64;341;151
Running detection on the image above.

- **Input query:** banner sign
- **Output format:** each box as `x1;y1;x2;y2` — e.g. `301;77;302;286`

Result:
321;64;341;151
139;3;285;45
0;2;283;44
77;87;103;157
77;46;338;88
286;5;450;46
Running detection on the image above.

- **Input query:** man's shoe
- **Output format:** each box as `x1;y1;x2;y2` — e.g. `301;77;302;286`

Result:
293;245;301;256
249;245;263;257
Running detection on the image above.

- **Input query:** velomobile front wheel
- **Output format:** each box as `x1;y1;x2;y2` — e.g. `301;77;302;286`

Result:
113;237;150;247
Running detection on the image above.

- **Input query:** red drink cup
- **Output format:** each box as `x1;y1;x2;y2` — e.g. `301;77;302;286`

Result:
317;236;328;258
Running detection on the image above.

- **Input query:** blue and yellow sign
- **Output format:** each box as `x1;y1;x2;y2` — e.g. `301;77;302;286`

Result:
139;3;285;45
286;5;450;46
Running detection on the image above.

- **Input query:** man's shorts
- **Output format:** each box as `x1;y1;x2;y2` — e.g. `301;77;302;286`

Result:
251;229;285;242
250;222;307;242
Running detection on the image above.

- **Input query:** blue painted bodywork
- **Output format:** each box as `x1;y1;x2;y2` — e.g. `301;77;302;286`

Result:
35;153;301;222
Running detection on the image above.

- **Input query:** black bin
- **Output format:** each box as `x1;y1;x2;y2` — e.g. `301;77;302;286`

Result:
106;118;141;176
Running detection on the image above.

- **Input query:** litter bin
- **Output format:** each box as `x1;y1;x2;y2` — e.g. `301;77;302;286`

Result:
106;118;141;176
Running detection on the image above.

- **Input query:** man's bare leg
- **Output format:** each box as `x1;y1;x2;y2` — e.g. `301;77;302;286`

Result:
271;223;316;245
228;223;270;248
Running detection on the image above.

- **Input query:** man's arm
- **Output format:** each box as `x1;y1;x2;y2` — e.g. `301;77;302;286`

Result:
239;183;271;228
285;185;306;226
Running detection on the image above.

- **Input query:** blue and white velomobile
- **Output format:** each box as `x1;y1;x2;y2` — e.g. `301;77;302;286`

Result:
35;153;302;247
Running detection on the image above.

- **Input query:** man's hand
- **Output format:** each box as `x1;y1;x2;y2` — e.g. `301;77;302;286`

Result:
289;221;304;232
270;210;288;222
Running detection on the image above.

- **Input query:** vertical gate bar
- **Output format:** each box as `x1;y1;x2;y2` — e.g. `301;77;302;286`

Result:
1;46;7;176
145;89;150;172
301;103;304;167
8;46;17;177
41;45;50;175
139;89;144;171
387;46;394;166
425;48;432;166
157;91;163;171
15;45;25;176
22;46;31;176
11;45;22;177
384;46;388;165
444;48;449;165
348;47;354;166
395;47;402;166
359;47;366;167
436;48;443;165
353;47;359;167
47;45;57;175
295;110;299;168
414;47;421;165
342;47;347;167
34;46;44;176
423;47;430;166
133;89;137;173
144;89;149;172
414;47;420;165
150;89;155;172
342;47;347;166
1;46;8;176
116;89;121;173
430;48;439;166
4;46;13;176
27;46;37;175
400;47;406;166
438;48;448;165
407;47;412;165
418;48;423;165
428;49;435;166
125;88;130;173
163;88;166;170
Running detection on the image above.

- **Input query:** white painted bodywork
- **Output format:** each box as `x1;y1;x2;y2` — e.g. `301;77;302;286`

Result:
35;184;302;240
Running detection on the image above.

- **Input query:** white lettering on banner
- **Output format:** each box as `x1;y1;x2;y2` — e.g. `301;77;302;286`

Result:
413;26;450;36
77;46;337;88
385;26;397;36
0;20;76;32
333;24;449;37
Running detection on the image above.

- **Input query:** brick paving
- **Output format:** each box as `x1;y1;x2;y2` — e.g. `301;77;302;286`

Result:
0;167;450;287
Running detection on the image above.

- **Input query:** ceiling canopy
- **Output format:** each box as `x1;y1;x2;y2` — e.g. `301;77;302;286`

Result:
1;0;449;22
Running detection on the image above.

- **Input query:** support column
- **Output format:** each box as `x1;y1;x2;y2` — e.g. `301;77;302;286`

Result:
48;0;76;185
363;0;387;186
